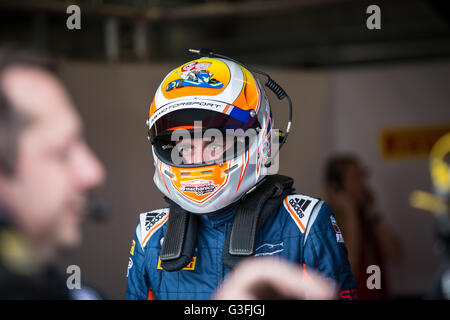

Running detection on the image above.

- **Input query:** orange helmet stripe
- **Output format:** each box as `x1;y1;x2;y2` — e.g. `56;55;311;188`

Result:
167;125;202;131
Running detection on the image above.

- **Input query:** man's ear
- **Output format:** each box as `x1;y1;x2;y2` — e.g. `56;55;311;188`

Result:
0;175;10;212
0;168;16;184
0;172;8;189
0;173;9;199
0;172;20;221
0;171;17;202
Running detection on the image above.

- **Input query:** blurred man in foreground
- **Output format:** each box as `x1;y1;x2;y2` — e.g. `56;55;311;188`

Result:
214;257;335;300
0;46;105;299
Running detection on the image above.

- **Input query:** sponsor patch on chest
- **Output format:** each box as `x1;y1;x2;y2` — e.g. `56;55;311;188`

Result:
283;194;319;233
157;256;197;270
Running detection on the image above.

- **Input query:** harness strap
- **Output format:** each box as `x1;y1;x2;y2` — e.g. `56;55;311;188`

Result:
159;199;198;272
222;174;294;268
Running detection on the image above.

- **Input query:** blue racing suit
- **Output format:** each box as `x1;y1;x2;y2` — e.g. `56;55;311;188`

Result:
125;193;357;300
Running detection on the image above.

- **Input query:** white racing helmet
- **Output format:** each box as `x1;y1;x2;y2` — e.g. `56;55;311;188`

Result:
147;51;290;214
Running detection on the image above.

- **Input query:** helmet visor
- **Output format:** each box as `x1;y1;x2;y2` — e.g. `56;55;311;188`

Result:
150;107;260;167
149;107;259;140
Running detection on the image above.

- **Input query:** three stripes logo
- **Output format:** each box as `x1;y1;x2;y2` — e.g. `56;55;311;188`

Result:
288;197;312;219
145;211;166;231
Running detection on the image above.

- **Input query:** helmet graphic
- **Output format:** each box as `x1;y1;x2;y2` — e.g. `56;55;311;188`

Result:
147;56;277;214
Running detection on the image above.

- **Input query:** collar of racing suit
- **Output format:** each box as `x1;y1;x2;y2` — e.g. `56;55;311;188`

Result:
199;205;237;229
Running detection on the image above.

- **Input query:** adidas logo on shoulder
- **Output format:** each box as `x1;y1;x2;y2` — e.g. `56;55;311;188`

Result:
137;208;169;249
142;209;169;232
283;194;320;233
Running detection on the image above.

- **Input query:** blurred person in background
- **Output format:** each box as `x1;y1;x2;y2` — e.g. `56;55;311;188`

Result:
324;154;404;299
0;46;105;299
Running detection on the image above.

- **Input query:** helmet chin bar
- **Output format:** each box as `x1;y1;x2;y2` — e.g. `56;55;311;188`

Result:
188;48;293;168
151;130;267;214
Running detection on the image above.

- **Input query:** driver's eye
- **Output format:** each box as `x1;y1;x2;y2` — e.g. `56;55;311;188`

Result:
210;144;222;151
178;145;192;153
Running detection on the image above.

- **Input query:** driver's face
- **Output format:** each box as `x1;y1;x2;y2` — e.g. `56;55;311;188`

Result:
176;136;235;164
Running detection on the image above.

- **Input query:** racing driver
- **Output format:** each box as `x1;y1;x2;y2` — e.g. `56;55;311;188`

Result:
126;50;357;300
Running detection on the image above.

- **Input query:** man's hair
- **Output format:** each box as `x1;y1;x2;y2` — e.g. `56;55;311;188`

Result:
324;154;360;191
0;45;58;176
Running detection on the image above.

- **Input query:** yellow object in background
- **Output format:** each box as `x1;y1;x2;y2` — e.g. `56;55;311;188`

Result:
409;132;450;214
409;190;448;215
130;240;136;256
380;125;450;159
430;132;450;196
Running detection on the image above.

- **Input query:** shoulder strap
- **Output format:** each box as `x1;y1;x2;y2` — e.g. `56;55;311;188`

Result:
159;198;199;272
222;174;294;269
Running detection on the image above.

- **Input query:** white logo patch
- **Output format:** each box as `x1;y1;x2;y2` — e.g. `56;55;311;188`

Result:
136;208;169;249
284;194;319;233
255;242;284;256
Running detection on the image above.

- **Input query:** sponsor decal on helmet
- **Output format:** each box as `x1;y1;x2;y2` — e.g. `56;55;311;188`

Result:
166;61;223;91
181;179;218;196
162;58;230;99
181;61;211;72
169;161;232;204
149;99;228;129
